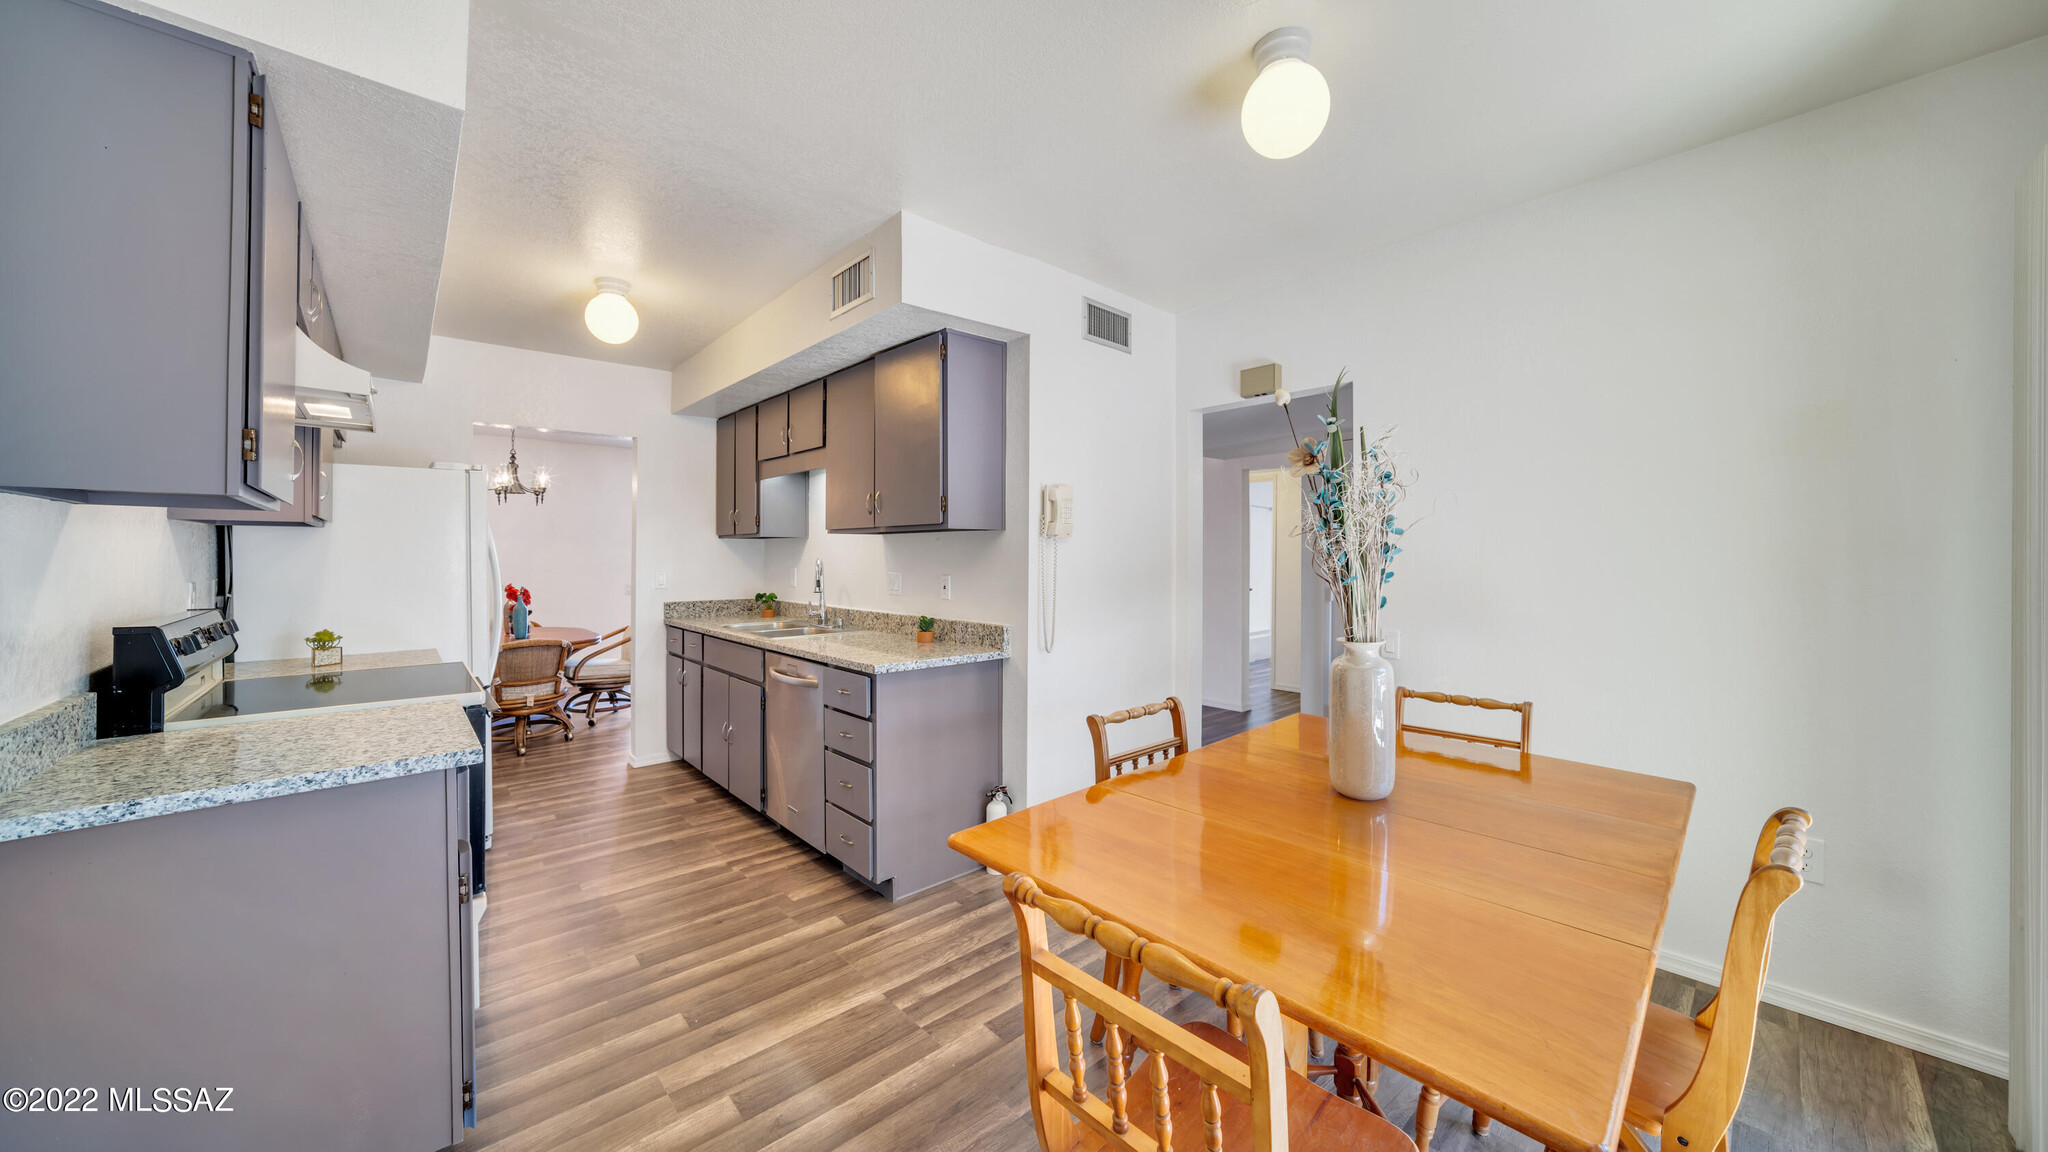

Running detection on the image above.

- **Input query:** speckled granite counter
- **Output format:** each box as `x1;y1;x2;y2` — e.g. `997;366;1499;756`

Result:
664;599;1008;674
224;648;444;680
0;700;482;842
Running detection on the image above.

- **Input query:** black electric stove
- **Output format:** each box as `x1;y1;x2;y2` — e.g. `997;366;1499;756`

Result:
171;661;483;725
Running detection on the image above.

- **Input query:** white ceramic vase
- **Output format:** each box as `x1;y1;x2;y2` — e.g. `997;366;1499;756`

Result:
1327;640;1397;800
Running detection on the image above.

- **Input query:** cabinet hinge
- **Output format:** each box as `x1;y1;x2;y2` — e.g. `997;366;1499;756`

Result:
760;696;766;711
241;428;258;461
457;871;470;905
247;91;264;128
462;1080;473;1110
941;495;948;513
940;341;947;361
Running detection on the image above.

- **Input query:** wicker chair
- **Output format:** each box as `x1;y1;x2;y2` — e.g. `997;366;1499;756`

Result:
565;626;632;726
490;638;574;756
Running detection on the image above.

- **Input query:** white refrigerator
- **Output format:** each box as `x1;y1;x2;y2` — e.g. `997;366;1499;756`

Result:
229;462;502;677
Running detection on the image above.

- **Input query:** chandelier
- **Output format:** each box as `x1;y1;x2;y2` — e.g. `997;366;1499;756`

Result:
490;429;551;505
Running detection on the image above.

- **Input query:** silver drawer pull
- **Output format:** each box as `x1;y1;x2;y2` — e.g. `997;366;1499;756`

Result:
786;804;798;813
838;780;853;788
836;688;851;695
839;835;853;845
837;731;854;739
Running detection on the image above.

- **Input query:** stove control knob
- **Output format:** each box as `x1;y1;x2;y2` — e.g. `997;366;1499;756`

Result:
170;636;191;655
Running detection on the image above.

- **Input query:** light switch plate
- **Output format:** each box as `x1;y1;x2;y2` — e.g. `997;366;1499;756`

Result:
791;567;801;587
1800;838;1826;885
888;572;903;595
939;574;953;600
655;570;670;589
1383;630;1402;659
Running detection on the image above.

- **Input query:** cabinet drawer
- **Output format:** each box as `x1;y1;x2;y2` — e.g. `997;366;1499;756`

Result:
683;631;703;660
705;636;764;682
665;626;685;656
822;666;872;718
825;751;874;822
825;713;874;763
826;803;875;880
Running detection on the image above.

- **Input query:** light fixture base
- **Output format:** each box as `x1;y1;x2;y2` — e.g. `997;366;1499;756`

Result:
593;276;631;297
1252;26;1312;71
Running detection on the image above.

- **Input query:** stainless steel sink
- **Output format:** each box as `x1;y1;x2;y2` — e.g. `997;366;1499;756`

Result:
750;625;846;638
724;620;790;633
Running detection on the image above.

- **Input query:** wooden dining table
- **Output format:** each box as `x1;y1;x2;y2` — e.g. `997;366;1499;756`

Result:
523;625;598;651
948;712;1694;1152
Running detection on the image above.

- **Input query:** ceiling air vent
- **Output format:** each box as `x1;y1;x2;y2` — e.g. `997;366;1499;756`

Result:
1084;299;1131;352
830;253;873;317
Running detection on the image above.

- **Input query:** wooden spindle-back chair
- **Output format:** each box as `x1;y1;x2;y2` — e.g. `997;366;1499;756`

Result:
1395;688;1533;751
1616;807;1812;1152
1003;873;1414;1152
1083;697;1191;1044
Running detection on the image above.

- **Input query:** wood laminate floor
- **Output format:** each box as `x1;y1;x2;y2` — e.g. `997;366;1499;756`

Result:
1203;657;1302;744
469;715;2014;1152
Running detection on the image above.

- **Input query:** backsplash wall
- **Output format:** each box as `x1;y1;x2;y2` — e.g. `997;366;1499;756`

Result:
0;494;215;723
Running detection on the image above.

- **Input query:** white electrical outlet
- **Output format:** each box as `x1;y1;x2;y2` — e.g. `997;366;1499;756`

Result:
939;574;953;600
791;567;802;587
655;570;670;589
888;572;903;595
1383;630;1403;659
1800;837;1825;885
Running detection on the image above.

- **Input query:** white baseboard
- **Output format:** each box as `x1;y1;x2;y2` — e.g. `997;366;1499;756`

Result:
1656;949;2009;1078
627;752;680;769
1202;696;1245;712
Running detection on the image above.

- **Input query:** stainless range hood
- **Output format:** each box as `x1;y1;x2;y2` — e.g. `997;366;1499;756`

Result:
292;329;376;431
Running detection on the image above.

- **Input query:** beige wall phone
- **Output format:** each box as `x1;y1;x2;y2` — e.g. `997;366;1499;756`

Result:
1039;484;1072;651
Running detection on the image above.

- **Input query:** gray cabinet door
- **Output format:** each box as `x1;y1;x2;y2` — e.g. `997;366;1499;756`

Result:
248;80;297;502
825;361;876;531
733;405;759;536
714;413;736;537
665;653;685;759
874;334;946;528
167;424;325;525
681;658;702;768
788;379;825;453
700;668;730;789
756;393;788;460
728;678;764;810
314;428;333;522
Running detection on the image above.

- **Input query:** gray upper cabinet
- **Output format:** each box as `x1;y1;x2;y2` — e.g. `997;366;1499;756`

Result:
715;415;737;536
733;406;759;534
825;361;878;531
716;404;805;538
756;392;789;460
827;330;1006;534
170;426;331;526
788;379;826;454
0;0;298;509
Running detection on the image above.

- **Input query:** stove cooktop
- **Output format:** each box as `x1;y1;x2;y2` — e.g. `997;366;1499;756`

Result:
167;662;483;727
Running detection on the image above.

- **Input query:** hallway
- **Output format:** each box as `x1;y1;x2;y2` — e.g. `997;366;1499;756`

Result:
1202;657;1301;743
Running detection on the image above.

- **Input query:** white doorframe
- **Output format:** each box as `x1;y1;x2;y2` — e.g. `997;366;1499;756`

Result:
2013;142;2048;1152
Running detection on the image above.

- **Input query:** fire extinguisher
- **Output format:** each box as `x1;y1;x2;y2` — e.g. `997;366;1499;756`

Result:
983;786;1013;876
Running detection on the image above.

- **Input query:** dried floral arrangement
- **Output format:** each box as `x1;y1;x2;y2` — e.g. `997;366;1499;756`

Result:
1276;372;1413;644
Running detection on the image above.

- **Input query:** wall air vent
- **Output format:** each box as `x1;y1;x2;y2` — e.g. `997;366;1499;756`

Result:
1084;299;1131;352
830;253;873;317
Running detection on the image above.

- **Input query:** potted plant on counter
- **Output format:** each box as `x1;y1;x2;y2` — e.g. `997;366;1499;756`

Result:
916;616;937;643
755;592;780;619
306;629;344;669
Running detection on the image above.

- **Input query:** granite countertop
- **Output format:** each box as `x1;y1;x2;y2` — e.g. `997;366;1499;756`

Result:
0;700;482;842
664;600;1008;674
224;648;444;680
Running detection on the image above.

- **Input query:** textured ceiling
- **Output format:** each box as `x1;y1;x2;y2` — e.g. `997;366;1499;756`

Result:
433;0;2048;371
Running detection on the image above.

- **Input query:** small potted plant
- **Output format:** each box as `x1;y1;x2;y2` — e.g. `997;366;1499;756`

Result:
916;615;937;644
306;628;344;669
755;591;780;619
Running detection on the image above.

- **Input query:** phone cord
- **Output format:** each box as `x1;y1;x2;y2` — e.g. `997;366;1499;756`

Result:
1039;535;1058;653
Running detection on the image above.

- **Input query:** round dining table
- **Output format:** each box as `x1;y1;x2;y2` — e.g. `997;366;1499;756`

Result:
524;625;599;651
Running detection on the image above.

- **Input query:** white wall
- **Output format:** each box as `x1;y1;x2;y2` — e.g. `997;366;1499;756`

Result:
346;336;760;768
0;498;214;723
1176;37;2048;1072
474;431;634;638
900;215;1180;804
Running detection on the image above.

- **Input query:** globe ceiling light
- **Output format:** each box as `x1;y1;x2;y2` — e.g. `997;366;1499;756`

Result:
584;277;639;344
1241;27;1329;160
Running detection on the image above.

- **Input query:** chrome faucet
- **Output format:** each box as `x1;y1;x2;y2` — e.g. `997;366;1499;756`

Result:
810;559;826;624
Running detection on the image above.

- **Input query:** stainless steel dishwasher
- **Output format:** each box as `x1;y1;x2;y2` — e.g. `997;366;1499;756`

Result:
764;656;827;852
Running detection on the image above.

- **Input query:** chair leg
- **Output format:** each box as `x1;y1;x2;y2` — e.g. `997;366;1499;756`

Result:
586;691;599;726
1091;954;1122;1044
1415;1086;1444;1152
513;715;529;756
549;704;575;740
1364;1056;1380;1096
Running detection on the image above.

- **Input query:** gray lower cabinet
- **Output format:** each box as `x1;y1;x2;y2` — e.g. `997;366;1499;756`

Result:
665;652;686;760
691;634;765;810
0;0;300;509
0;767;474;1150
681;657;703;769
